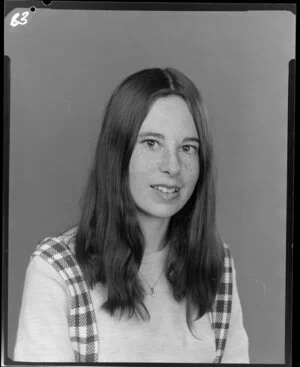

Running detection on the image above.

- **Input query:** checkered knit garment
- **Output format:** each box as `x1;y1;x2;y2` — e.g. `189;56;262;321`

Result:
32;235;98;362
211;243;233;363
32;235;233;363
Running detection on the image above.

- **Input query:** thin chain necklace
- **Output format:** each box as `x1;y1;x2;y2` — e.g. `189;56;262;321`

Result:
139;269;164;296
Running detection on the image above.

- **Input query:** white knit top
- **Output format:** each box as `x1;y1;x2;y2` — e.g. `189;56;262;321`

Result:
14;240;249;363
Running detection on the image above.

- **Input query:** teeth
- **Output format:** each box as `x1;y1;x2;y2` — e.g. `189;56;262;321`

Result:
154;186;178;193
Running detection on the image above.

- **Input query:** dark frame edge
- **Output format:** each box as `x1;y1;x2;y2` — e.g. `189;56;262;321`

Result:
4;1;44;17
285;58;295;367
3;55;11;366
3;1;297;17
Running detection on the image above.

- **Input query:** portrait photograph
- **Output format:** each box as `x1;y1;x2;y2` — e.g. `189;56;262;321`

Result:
3;2;295;365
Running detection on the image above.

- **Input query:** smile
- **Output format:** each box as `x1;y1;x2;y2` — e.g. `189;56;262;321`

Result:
150;185;181;201
152;185;179;193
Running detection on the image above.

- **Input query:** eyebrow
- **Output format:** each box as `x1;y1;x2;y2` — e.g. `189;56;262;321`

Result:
138;132;200;144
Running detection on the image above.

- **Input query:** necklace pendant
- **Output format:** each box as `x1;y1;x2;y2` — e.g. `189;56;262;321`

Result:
150;288;155;296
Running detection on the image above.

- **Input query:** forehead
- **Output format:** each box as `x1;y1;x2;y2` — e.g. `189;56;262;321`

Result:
139;95;197;135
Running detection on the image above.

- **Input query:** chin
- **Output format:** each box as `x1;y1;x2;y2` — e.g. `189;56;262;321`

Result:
139;205;182;220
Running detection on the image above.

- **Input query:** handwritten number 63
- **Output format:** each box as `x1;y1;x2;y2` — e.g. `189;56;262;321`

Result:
10;12;29;27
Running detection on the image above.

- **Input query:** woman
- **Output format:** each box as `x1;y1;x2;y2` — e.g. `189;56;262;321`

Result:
14;67;249;363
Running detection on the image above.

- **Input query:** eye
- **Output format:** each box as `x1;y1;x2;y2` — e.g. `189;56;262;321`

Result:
181;145;198;154
141;139;159;150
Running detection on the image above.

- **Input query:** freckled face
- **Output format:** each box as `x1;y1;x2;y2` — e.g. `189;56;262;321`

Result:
128;95;200;220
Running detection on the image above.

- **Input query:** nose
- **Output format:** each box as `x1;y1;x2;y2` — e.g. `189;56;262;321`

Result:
159;150;181;176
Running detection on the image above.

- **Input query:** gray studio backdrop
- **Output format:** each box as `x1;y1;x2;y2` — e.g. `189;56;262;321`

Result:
5;9;295;363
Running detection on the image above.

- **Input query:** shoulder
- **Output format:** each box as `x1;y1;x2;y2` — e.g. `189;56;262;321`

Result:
223;243;234;265
31;226;80;279
33;226;78;258
25;254;70;299
219;243;240;300
53;226;78;253
223;242;232;256
221;243;236;281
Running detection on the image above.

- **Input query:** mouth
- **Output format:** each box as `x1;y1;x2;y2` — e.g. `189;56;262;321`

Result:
150;185;181;200
151;185;180;194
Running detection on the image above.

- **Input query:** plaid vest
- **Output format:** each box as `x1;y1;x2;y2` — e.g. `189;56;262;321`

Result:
32;230;233;363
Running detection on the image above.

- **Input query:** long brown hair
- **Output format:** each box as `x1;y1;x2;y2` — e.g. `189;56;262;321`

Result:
75;67;225;332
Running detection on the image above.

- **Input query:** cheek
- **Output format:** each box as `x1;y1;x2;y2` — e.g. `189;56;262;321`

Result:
181;159;200;186
129;154;156;187
129;150;158;174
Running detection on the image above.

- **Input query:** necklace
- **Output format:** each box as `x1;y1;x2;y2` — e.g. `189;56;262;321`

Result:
139;269;164;296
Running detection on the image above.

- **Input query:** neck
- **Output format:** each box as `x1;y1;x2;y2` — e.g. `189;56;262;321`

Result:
137;213;170;254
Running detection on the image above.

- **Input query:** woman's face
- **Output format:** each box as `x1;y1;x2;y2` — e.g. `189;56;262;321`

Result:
129;95;200;221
